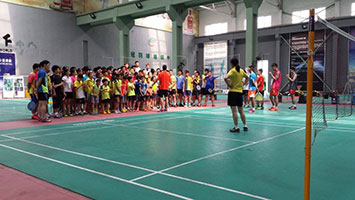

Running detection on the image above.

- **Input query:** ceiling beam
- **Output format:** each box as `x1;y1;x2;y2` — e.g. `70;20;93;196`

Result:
77;0;227;26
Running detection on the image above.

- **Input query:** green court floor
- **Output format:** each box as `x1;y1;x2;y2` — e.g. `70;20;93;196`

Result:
0;99;31;122
0;104;354;200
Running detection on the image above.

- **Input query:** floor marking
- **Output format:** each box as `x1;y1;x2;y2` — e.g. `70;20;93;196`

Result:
121;125;254;143
1;113;180;137
2;135;269;200
0;115;185;143
190;116;355;133
132;127;306;182
0;143;193;200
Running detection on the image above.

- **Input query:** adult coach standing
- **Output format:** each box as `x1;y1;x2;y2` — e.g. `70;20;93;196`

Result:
224;58;249;132
156;65;171;112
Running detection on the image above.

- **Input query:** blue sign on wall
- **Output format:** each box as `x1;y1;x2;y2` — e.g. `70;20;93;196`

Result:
0;53;16;88
0;52;16;75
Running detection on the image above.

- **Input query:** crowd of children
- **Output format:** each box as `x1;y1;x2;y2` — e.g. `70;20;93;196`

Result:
27;61;218;122
241;63;298;113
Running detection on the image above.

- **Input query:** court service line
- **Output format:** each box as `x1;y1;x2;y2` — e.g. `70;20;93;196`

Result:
120;125;254;143
2;135;269;200
0;144;192;200
0;115;186;143
2;113;180;137
131;127;306;182
190;116;355;133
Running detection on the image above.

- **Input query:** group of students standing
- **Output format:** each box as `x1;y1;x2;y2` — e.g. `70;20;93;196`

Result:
27;60;219;122
225;58;298;132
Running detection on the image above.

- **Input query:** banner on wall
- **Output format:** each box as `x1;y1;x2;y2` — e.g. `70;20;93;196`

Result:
203;42;228;90
349;27;355;86
2;76;25;98
0;52;16;90
290;31;325;91
135;9;199;36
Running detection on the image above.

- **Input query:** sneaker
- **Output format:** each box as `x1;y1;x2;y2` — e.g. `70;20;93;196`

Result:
229;127;240;133
256;107;262;110
41;118;52;123
270;107;279;111
103;111;107;115
248;108;255;113
243;126;248;131
69;113;74;117
107;110;111;114
212;104;216;107
54;113;62;119
269;107;275;111
63;114;68;117
202;104;207;107
184;105;188;108
289;106;297;110
32;115;39;120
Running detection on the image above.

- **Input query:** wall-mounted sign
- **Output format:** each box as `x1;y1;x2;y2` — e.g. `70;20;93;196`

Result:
2;75;24;98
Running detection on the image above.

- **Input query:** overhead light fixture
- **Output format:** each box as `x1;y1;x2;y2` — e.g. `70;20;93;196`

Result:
301;23;308;30
90;13;96;19
135;1;143;9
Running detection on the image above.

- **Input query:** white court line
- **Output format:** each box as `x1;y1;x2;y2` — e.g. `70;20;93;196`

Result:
131;127;306;182
120;125;254;143
0;115;186;143
190;116;355;133
2;113;180;137
2;135;270;200
0;143;192;200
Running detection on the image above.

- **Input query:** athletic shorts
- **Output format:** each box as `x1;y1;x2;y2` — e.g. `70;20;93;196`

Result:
248;90;256;98
243;90;248;96
30;94;38;103
158;90;169;98
193;90;201;96
206;88;214;95
53;94;63;109
65;92;74;99
128;96;136;101
177;89;183;94
170;89;176;95
91;96;99;104
102;99;110;104
270;88;279;96
260;91;265;96
114;94;121;98
76;98;85;104
38;92;49;101
228;92;243;107
86;94;91;101
137;95;145;102
289;89;296;95
185;90;191;96
201;88;207;95
120;96;127;103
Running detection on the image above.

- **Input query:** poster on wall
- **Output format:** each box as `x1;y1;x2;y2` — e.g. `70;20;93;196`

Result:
135;9;199;36
349;27;355;87
290;31;325;91
204;42;228;91
0;52;16;90
2;76;24;98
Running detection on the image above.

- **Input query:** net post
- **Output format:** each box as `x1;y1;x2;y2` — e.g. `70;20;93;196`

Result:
305;9;315;200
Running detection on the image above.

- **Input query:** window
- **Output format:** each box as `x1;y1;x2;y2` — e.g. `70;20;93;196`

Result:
258;15;272;28
315;7;326;21
352;3;355;16
292;10;309;24
204;23;228;36
243;15;272;30
292;7;326;24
